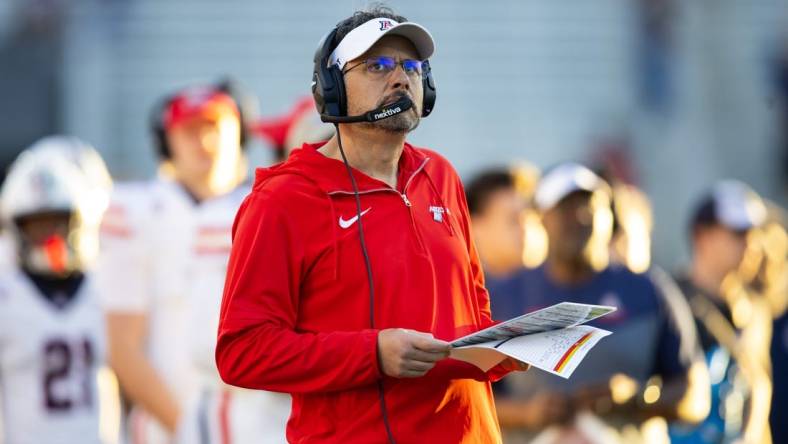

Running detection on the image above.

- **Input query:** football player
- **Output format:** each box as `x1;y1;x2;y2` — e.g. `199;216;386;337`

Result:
0;137;113;444
96;83;289;444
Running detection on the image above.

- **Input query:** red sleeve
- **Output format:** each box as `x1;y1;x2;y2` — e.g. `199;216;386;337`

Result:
215;189;381;394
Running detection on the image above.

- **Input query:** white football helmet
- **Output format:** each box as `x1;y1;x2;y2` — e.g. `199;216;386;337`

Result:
25;135;113;227
0;138;98;276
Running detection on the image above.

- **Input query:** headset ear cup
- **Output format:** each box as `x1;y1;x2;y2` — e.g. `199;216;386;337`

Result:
421;60;436;118
317;64;345;119
313;28;347;120
312;31;332;116
331;66;348;117
312;70;326;115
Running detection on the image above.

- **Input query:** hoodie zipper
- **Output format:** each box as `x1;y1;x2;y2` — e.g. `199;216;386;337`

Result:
328;158;431;253
327;158;430;206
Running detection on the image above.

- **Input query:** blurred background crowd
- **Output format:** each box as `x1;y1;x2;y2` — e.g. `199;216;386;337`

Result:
0;1;786;443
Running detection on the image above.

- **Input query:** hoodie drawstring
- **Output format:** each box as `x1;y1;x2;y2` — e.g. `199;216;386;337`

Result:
325;193;340;280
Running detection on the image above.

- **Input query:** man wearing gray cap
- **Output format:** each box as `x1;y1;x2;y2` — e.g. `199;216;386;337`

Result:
215;5;526;444
677;180;767;300
489;162;708;444
671;180;773;444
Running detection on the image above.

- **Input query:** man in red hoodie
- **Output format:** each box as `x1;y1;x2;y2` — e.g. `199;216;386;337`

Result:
216;6;527;443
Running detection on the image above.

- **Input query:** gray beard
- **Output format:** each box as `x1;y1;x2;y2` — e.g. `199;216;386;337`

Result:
367;109;420;133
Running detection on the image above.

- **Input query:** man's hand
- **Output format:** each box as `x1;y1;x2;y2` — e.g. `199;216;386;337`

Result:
377;329;450;378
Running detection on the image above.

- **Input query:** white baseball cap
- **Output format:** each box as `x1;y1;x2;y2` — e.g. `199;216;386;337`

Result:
534;163;606;210
693;180;767;231
328;17;435;70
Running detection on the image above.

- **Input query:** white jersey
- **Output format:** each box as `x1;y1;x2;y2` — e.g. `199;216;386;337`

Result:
0;271;106;444
96;176;289;444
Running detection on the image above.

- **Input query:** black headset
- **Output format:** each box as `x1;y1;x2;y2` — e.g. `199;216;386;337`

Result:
311;25;436;122
150;80;249;159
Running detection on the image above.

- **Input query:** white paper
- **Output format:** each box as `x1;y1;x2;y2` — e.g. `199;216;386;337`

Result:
450;302;615;378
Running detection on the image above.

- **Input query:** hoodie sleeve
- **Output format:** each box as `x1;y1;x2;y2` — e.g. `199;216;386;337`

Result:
215;189;381;394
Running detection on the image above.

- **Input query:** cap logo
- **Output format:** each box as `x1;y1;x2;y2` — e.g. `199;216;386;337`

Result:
379;20;394;31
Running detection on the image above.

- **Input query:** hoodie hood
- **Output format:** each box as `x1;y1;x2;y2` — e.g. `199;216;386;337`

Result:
253;141;430;195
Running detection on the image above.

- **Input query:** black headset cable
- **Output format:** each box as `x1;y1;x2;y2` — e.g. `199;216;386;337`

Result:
334;124;397;444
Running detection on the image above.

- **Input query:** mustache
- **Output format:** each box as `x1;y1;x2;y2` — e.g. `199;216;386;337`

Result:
378;91;414;107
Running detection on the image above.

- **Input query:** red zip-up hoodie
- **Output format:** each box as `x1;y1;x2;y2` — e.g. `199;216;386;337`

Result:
216;142;508;444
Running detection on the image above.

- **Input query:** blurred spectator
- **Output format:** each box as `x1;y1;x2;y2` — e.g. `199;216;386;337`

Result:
466;168;527;282
488;162;707;444
671;180;773;444
95;83;289;444
0;136;117;444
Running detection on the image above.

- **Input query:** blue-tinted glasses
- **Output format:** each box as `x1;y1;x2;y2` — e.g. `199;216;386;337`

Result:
344;56;423;77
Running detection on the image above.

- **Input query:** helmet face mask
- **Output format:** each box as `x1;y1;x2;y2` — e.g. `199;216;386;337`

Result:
13;210;85;277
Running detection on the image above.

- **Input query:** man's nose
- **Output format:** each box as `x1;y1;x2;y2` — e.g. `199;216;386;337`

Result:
389;64;412;91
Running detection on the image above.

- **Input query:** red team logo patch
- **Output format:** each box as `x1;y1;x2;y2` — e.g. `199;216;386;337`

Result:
379;20;393;31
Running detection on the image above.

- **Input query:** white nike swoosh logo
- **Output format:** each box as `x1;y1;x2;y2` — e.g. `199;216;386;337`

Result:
339;208;371;229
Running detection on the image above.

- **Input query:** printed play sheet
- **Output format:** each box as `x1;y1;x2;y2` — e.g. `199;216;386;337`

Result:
450;303;615;378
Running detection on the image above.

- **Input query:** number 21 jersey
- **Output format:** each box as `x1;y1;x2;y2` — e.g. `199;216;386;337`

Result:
0;270;106;444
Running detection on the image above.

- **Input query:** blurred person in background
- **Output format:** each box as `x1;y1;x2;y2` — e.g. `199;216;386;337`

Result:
0;137;116;444
465;168;527;289
489;162;708;444
466;164;548;314
671;180;773;444
606;178;723;444
252;96;334;163
96;83;289;444
738;204;787;444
